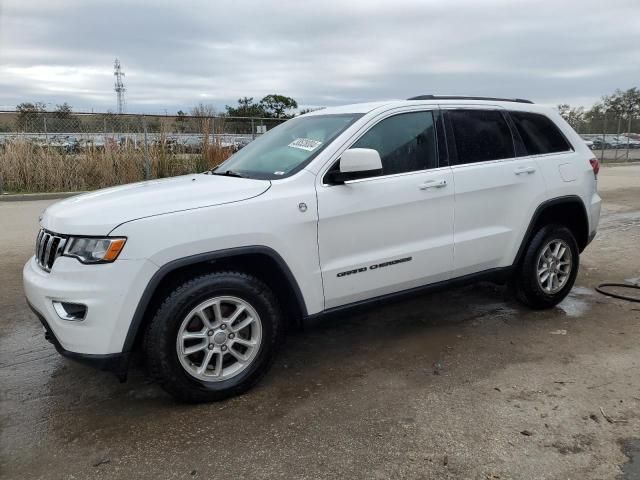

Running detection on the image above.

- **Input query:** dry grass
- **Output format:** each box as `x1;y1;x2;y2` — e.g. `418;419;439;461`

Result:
0;140;233;193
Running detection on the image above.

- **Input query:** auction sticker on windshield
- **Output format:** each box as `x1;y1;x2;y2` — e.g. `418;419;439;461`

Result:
288;138;322;152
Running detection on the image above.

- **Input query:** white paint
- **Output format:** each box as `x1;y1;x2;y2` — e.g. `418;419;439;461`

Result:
23;98;602;357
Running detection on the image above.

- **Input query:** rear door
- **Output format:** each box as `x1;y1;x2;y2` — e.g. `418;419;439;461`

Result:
444;107;547;276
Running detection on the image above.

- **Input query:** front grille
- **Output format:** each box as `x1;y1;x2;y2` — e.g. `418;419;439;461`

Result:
35;229;68;272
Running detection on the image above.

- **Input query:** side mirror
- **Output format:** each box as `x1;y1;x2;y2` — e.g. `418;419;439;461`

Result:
326;148;383;185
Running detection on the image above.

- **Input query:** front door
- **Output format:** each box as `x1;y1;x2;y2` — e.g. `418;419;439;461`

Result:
316;110;455;309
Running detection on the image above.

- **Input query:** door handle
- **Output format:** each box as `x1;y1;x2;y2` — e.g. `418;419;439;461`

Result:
514;166;536;175
419;179;448;190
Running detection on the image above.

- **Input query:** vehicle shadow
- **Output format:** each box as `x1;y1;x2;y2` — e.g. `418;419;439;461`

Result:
43;281;520;406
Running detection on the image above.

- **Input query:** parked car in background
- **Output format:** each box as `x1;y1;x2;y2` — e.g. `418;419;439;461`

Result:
616;135;640;149
233;136;253;151
178;136;203;153
588;135;639;150
591;138;613;150
78;135;107;151
48;135;79;153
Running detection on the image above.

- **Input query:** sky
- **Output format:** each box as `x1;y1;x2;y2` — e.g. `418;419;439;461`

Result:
0;0;639;114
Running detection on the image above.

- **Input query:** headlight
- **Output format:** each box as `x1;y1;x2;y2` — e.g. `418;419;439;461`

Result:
64;237;126;264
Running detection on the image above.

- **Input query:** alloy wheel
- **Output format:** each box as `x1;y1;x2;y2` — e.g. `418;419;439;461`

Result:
536;239;572;294
176;296;262;382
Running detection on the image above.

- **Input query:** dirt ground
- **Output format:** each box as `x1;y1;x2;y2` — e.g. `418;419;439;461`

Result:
1;165;639;480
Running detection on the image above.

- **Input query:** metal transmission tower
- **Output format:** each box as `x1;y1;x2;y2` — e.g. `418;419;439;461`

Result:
113;58;126;114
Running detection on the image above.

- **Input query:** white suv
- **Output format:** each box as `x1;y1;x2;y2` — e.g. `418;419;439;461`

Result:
24;96;601;402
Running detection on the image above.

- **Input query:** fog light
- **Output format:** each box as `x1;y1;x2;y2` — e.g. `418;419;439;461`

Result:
52;301;87;321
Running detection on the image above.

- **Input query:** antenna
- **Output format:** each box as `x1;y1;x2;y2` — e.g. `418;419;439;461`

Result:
114;58;126;114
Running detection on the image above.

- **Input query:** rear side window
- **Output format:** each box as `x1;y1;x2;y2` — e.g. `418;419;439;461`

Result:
509;111;572;155
351;111;437;176
447;110;515;165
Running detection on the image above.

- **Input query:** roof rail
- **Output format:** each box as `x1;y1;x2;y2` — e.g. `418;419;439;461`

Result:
407;95;534;104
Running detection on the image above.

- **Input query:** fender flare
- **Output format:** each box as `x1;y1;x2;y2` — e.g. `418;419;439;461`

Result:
122;246;307;352
512;195;589;267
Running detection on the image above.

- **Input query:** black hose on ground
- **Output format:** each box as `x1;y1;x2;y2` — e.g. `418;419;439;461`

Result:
595;283;640;303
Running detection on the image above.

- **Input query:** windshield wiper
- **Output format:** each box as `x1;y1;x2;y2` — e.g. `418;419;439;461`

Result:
210;169;245;178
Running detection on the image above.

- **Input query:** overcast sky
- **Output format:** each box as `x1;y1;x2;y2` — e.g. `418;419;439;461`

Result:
0;0;639;114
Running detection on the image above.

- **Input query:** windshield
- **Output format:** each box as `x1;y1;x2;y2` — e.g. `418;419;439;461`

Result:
213;113;362;179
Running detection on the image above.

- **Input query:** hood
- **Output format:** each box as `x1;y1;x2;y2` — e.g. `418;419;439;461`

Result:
41;174;271;235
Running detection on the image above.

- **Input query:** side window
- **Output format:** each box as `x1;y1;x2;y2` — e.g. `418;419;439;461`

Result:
448;109;515;165
510;111;572;155
350;111;437;176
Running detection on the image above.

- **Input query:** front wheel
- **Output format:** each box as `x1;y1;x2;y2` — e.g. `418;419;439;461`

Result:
515;225;579;309
144;272;284;403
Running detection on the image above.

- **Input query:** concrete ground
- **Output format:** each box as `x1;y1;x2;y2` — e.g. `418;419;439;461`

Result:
1;165;639;480
599;150;640;162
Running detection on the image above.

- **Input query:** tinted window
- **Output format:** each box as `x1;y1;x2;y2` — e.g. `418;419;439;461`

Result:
448;110;515;164
351;111;437;176
510;111;572;155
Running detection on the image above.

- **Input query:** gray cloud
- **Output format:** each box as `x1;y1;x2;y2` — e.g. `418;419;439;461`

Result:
0;0;639;113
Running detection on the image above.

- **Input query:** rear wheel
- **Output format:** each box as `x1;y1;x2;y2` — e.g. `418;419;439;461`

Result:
144;271;283;403
515;224;579;309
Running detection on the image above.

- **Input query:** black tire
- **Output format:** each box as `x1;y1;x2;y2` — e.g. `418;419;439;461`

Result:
144;271;283;403
515;224;579;309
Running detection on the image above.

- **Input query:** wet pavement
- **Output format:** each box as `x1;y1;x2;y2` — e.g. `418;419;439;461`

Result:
621;439;640;480
1;164;640;479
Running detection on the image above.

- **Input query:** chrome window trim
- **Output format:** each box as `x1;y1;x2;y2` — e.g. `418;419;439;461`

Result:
322;165;451;187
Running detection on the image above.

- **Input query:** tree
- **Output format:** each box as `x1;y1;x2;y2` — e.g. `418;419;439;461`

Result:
554;87;640;135
298;107;325;115
225;97;266;117
190;103;216;118
54;102;72;118
176;110;187;133
48;102;78;132
16;101;46;131
557;104;585;131
16;101;46;113
606;88;640;121
584;102;607;133
259;94;298;118
599;88;640;139
223;95;299;118
190;103;217;135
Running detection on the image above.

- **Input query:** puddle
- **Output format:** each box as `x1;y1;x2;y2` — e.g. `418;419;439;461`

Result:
557;289;592;318
571;286;595;296
620;438;640;480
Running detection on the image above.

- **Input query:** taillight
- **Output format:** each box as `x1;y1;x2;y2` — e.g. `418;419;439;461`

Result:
589;158;600;176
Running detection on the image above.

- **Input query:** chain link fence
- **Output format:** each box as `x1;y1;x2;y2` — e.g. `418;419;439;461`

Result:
573;114;640;163
2;110;638;194
0;111;287;193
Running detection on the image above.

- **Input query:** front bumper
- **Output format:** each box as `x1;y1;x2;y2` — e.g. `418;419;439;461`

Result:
23;255;158;356
28;300;130;380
